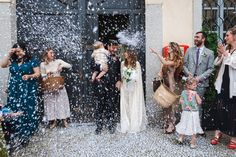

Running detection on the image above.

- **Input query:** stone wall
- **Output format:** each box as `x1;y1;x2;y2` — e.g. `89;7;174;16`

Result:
0;0;16;103
145;3;163;125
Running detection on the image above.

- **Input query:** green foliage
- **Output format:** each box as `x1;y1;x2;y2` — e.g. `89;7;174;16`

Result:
202;28;218;102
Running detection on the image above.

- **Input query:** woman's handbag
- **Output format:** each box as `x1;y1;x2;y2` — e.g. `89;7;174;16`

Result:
41;76;65;92
153;81;179;108
153;76;162;92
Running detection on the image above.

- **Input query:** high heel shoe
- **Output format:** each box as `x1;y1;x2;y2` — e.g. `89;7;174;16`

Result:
227;141;236;149
210;132;222;145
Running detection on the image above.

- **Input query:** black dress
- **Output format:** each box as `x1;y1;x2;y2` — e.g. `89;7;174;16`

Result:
215;65;236;136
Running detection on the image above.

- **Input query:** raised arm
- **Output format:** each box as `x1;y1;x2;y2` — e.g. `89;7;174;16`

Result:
150;48;175;66
0;49;15;68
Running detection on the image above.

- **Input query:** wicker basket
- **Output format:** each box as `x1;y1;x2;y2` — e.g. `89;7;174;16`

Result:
41;76;65;92
153;83;179;108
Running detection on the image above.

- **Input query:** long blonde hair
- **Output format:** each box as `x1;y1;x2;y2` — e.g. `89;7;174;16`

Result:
42;48;54;65
162;42;184;80
124;49;137;68
226;26;236;51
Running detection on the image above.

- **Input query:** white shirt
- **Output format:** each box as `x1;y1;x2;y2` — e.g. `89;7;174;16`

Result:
40;59;72;77
197;46;204;63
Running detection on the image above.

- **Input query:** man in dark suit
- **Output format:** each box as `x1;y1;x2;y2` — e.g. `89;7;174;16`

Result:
183;31;215;125
91;40;121;135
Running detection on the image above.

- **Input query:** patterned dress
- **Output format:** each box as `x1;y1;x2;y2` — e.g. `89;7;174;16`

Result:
4;58;39;146
176;90;203;135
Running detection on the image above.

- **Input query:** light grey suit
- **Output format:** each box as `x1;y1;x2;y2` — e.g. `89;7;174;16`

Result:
183;46;214;92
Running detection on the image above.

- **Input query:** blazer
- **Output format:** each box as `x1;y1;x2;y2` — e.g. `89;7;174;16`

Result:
183;46;215;87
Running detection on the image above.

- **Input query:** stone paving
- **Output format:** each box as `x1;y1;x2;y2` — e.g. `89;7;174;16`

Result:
13;123;236;157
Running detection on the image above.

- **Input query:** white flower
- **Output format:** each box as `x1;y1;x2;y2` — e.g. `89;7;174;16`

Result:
123;67;134;83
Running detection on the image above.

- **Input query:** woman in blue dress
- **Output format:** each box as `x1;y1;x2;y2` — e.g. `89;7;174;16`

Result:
0;42;40;151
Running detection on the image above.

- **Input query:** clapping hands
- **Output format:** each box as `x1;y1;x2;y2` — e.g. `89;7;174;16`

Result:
217;43;224;57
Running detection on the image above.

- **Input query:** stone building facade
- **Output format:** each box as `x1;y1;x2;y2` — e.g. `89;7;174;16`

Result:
0;0;202;121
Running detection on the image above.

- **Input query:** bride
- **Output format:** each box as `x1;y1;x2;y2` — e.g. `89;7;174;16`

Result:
120;49;147;133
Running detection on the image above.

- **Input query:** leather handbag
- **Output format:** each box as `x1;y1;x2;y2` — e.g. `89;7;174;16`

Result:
153;81;179;108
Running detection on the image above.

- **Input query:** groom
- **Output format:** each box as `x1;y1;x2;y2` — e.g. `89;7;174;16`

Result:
91;40;121;135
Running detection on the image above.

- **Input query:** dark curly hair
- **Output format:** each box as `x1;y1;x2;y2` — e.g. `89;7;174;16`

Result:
10;42;31;62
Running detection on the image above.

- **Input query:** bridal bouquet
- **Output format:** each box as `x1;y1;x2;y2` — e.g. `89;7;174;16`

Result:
123;67;135;83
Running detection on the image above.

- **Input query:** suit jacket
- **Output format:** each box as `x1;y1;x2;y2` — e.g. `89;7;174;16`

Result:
183;46;214;87
90;54;121;85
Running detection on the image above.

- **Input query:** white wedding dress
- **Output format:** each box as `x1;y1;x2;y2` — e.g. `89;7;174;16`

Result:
120;61;147;133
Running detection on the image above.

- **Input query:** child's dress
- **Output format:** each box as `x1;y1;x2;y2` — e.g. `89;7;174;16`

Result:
176;90;203;135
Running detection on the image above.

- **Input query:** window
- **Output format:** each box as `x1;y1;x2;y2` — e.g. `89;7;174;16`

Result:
203;0;236;41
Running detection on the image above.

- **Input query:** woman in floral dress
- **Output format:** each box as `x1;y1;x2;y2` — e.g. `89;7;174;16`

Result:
0;42;40;151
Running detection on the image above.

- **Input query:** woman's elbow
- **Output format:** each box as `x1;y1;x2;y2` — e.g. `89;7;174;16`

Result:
0;64;7;68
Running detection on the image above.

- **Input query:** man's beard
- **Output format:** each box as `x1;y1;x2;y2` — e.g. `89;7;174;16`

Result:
194;40;202;47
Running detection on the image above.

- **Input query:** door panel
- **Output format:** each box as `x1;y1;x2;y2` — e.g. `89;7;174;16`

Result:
17;0;145;122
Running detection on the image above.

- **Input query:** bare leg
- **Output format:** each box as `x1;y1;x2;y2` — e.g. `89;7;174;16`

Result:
190;134;197;148
96;70;107;80
214;130;221;137
164;106;175;133
92;71;98;82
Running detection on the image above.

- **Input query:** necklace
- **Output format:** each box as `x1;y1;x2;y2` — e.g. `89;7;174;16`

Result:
230;47;236;54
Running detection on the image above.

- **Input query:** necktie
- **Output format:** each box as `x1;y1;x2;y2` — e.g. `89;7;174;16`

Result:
196;48;200;65
194;48;200;76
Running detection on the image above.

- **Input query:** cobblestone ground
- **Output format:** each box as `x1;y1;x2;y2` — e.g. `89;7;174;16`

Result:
13;123;236;157
10;99;236;157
